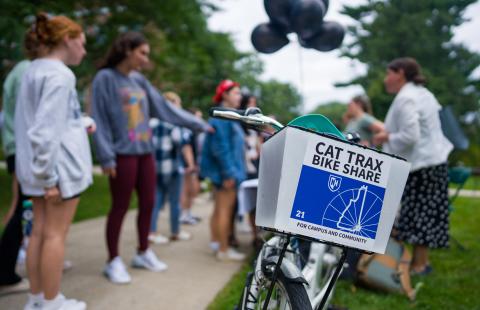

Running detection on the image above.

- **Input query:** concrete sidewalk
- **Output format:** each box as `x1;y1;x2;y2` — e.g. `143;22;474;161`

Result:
449;188;480;198
0;194;251;310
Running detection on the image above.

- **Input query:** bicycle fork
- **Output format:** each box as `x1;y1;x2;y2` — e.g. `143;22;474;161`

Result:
315;247;348;310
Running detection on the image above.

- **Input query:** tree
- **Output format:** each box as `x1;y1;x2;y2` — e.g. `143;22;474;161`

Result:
310;101;348;130
339;0;480;120
0;0;302;117
256;80;302;125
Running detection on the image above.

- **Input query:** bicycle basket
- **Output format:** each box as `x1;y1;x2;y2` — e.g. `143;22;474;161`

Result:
256;124;410;254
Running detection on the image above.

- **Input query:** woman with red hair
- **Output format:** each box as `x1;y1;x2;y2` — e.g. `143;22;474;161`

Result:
15;13;91;310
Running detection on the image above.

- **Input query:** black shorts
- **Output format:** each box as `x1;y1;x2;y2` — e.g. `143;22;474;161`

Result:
64;193;82;201
213;182;238;192
212;183;223;190
31;193;82;201
6;155;15;175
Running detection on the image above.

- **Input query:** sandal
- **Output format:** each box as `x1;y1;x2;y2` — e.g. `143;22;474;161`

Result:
410;264;433;276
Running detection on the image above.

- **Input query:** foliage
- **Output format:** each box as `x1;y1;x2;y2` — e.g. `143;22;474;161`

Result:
0;0;302;116
256;80;302;124
0;169;12;234
449;142;480;167
338;0;480;120
310;101;348;130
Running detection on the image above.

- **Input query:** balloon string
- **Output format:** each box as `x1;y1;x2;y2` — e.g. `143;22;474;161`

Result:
297;41;305;110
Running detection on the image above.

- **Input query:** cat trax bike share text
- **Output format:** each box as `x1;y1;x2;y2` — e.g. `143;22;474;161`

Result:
210;107;410;310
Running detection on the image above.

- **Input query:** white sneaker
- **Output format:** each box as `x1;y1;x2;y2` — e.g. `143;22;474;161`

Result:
42;294;86;310
23;293;42;310
148;233;170;245
209;241;220;253
103;257;131;284
170;230;192;241
238;217;253;234
63;260;73;272
180;214;198;225
58;299;86;310
216;248;246;262
17;247;27;265
131;248;168;272
24;300;41;310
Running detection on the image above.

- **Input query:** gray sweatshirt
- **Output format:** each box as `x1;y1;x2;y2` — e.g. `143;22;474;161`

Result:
14;59;93;198
91;68;208;168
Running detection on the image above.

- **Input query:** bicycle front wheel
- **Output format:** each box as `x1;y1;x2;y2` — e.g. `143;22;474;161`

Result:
240;269;312;310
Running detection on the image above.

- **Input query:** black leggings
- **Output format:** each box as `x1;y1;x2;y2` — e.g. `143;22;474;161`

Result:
0;168;28;285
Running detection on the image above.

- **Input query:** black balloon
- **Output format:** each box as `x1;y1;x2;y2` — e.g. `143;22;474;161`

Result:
322;0;329;11
303;21;345;52
251;23;290;54
298;37;309;48
289;0;326;40
264;0;296;33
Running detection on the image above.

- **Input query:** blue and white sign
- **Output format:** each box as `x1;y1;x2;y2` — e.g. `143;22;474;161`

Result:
256;126;410;253
289;134;393;250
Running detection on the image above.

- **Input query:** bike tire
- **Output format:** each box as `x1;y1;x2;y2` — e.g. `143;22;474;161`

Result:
277;274;312;310
239;269;312;310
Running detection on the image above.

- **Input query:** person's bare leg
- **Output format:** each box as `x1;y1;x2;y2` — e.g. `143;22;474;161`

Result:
181;174;199;216
180;177;190;214
216;189;236;252
411;245;429;272
41;198;78;299
26;198;46;295
189;175;200;209
210;190;220;244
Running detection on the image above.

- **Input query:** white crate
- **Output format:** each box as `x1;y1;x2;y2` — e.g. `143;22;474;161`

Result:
256;126;410;254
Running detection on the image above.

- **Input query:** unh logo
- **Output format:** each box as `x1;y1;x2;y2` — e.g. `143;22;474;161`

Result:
328;175;342;192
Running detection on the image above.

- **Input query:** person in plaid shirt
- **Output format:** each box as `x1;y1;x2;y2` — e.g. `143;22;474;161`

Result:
149;118;195;244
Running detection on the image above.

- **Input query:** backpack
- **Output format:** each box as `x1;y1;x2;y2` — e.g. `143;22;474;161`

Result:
356;238;416;301
439;105;469;151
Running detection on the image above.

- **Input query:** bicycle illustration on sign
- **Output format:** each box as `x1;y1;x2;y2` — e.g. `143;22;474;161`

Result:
321;184;383;239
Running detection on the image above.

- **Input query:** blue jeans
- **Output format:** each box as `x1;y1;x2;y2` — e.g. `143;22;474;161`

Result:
150;173;183;235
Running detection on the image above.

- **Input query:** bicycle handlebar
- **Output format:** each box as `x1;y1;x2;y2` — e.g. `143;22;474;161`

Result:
209;107;284;131
208;106;247;117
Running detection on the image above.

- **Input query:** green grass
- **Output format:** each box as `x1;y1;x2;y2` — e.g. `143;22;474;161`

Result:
452;175;480;190
207;262;252;310
0;168;13;232
208;197;480;310
0;169;137;232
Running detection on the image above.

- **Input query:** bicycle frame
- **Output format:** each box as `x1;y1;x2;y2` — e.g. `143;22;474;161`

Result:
211;107;349;310
303;243;338;308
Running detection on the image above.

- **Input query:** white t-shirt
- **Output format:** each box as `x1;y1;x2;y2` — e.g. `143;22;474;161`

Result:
383;82;452;171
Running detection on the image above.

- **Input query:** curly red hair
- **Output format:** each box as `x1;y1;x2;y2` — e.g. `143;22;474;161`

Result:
31;12;83;50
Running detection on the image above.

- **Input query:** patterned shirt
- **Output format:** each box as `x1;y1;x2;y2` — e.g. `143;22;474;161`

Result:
91;68;208;169
153;121;191;185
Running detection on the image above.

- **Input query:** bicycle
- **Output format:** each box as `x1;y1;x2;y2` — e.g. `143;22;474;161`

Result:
211;107;410;310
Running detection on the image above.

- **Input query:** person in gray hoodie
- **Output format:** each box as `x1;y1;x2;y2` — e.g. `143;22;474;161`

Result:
91;31;210;284
14;13;91;310
0;29;40;297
